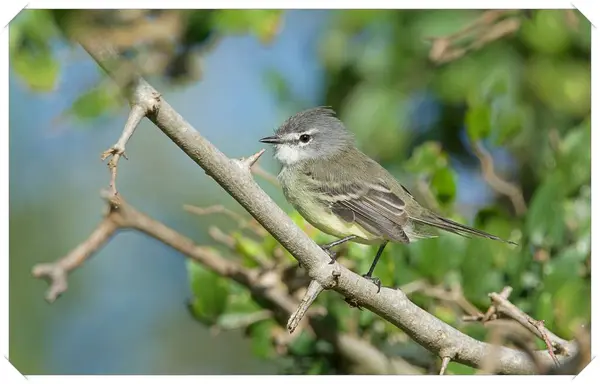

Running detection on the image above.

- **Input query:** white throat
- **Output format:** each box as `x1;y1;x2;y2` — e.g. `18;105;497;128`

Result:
274;144;310;166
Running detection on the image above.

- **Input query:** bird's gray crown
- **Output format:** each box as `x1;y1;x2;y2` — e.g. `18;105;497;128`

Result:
261;107;355;166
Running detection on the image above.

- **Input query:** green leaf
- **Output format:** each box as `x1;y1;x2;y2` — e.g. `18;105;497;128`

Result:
288;330;316;356
553;279;590;337
10;10;60;92
557;120;591;193
543;246;587;296
247;319;276;359
358;309;375;328
534;292;555;331
525;174;566;247
405;141;448;174
460;239;503;305
411;235;463;282
526;57;590;117
430;167;457;204
447;361;477;375
12;48;59;92
232;232;270;268
187;260;230;325
465;104;492;141
213;10;282;43
490;98;530;145
69;85;121;120
520;10;571;55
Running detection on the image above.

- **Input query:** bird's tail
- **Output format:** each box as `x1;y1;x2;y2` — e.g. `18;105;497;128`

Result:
412;213;517;245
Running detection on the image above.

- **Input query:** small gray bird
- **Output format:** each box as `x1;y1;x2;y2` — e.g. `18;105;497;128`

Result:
260;107;515;291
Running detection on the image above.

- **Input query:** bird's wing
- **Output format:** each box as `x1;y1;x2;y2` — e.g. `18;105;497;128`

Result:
312;179;411;244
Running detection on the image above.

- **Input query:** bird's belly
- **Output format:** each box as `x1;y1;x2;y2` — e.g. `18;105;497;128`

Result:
295;202;381;245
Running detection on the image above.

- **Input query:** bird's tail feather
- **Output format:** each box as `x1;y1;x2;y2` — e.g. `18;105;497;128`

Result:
412;214;517;245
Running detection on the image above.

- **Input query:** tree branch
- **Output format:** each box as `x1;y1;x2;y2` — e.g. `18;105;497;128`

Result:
427;10;522;65
33;32;580;374
472;141;527;216
33;192;420;374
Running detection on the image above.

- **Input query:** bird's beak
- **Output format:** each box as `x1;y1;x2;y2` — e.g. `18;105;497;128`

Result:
259;135;283;144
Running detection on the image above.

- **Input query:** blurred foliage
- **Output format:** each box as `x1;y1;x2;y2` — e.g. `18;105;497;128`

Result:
11;9;590;374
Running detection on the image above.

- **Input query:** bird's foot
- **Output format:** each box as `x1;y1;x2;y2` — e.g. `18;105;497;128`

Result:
361;274;381;293
320;246;337;264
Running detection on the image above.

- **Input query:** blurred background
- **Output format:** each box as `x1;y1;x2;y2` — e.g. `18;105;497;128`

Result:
9;9;590;374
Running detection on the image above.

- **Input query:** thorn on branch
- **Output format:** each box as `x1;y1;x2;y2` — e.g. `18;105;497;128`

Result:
439;356;451;375
287;280;324;333
235;149;266;170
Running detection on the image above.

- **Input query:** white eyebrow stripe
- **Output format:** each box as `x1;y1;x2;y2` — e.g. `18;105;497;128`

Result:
300;128;319;136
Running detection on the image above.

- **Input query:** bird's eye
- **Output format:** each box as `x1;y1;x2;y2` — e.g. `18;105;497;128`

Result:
299;134;311;143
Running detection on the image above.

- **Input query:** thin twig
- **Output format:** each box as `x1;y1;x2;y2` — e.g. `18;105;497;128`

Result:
439;356;451;375
207;226;236;248
463;285;512;323
427;10;522;64
489;292;570;352
184;204;248;227
472;141;527;216
184;204;266;237
100;89;160;195
287;280;325;333
31;209;119;302
527;319;560;366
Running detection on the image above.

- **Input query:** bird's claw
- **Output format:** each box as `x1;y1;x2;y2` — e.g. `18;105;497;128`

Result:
320;246;337;264
362;274;381;293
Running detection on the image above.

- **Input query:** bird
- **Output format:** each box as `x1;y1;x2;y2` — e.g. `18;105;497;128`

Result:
259;107;516;292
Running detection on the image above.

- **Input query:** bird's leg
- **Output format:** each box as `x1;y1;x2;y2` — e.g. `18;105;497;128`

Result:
320;235;356;264
362;241;388;293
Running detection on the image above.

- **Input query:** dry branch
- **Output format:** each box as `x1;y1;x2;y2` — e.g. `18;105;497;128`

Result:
472;142;527;216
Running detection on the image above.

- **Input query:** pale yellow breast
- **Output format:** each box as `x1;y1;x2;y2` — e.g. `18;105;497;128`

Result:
278;165;383;245
294;197;382;245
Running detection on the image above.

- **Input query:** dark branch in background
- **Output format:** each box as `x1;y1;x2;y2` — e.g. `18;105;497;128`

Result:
32;21;587;375
426;10;522;65
471;141;528;216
